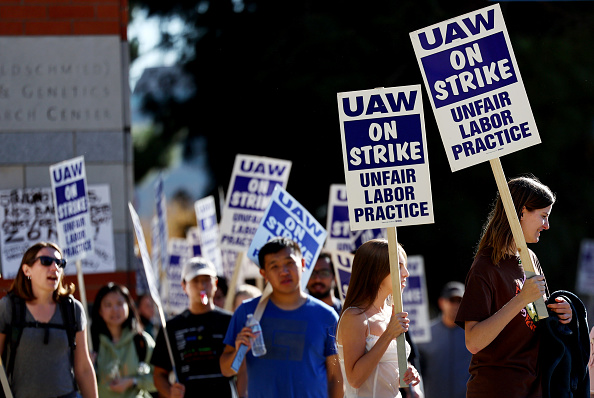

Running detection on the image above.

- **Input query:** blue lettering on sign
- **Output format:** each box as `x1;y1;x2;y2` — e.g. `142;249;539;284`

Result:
263;202;321;267
239;160;288;176
343;114;424;171
418;8;495;50
229;176;283;210
330;206;350;238
342;91;418;117
52;161;84;183
421;32;517;108
55;179;87;221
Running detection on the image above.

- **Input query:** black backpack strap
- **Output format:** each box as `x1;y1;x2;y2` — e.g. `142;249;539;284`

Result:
6;293;26;382
133;333;147;363
57;295;78;391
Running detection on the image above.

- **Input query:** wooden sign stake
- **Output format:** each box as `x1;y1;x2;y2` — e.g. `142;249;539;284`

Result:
224;251;244;312
387;227;408;387
490;158;548;320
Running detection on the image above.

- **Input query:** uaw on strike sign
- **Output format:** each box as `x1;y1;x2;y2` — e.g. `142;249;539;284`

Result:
337;85;434;231
410;4;540;172
50;156;93;260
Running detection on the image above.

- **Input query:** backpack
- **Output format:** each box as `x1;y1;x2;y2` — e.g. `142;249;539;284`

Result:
1;293;78;390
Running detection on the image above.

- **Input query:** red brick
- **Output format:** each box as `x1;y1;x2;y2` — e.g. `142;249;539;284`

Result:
0;0;21;5
96;4;119;18
1;5;46;19
72;20;118;34
0;21;23;34
25;20;70;34
48;5;94;19
24;0;71;5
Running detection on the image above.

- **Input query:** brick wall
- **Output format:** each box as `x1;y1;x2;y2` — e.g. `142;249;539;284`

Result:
0;0;128;38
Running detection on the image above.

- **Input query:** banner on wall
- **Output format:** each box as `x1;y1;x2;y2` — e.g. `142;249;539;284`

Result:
0;184;115;278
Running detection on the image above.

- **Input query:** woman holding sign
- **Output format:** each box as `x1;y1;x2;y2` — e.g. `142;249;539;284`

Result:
337;239;421;398
456;176;572;397
0;241;98;398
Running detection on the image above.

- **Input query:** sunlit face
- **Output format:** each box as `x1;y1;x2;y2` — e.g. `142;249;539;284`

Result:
99;291;129;329
379;250;409;295
183;275;217;307
306;257;334;299
520;205;552;243
23;247;63;294
260;248;304;295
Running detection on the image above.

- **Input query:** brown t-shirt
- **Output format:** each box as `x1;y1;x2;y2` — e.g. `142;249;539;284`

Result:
455;248;545;398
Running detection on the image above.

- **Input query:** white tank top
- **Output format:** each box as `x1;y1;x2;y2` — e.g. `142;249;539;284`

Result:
337;307;410;398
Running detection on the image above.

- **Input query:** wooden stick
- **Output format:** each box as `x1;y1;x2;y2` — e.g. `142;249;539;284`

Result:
387;227;408;387
75;259;93;351
224;251;244;312
489;158;548;320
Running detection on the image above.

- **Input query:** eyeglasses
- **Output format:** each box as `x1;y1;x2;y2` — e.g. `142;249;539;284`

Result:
34;256;67;269
311;269;332;278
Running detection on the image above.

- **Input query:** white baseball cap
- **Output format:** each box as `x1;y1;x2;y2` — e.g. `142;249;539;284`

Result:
181;257;217;282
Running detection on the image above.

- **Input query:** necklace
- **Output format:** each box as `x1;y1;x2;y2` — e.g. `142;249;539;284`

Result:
371;303;384;318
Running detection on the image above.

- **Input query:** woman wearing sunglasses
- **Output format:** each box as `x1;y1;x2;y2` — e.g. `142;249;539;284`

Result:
0;241;98;398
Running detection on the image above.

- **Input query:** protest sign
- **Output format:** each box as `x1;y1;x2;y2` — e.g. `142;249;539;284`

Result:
410;4;547;319
330;250;354;303
129;202;179;381
401;255;431;343
325;185;354;252
351;228;386;251
247;186;327;290
576;239;594;296
337;85;434;385
0;185;115;279
219;155;292;252
194;196;223;274
165;238;190;316
337;85;434;231
155;175;169;277
410;4;541;172
49;156;93;260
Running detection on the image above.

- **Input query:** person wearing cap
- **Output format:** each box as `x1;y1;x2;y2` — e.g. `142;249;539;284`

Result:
150;257;239;398
220;237;344;398
417;282;471;398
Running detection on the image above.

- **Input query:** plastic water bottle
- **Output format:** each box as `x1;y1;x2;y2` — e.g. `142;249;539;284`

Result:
246;314;267;357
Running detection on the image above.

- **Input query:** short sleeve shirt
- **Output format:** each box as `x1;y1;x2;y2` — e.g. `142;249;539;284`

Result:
455;248;544;398
0;295;85;398
224;296;339;398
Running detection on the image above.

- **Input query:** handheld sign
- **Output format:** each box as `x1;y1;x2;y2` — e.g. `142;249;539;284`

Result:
49;156;93;260
410;4;547;319
325;185;354;252
247;186;327;290
219;154;292;251
330;250;354;304
129;203;179;382
194;196;223;274
155;175;169;281
409;4;540;172
338;85;434;386
165;238;190;316
50;156;93;340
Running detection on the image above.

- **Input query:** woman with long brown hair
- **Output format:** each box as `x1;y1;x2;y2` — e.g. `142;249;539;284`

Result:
337;239;421;398
456;176;572;397
0;241;98;398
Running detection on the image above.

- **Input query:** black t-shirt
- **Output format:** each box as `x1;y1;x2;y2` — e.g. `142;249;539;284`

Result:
151;307;234;397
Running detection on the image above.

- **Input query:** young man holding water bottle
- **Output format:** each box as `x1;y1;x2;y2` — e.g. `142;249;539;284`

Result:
151;257;239;398
220;237;344;398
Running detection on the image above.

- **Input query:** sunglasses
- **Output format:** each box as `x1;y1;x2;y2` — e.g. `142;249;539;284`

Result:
35;256;67;269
